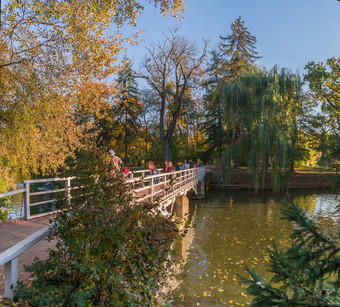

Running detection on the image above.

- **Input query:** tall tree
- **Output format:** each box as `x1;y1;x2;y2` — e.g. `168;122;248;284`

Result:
304;57;340;172
113;58;143;165
304;57;340;129
139;89;159;163
219;16;261;80
203;17;261;162
139;29;208;161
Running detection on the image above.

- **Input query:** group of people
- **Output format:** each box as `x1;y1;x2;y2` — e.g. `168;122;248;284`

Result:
162;159;200;172
149;159;201;174
108;149;201;178
147;159;201;183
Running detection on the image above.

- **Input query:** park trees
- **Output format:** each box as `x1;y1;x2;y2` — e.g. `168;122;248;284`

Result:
139;89;162;164
219;16;261;80
0;0;185;186
203;17;261;162
304;58;340;170
304;57;340;129
139;30;208;161
112;58;143;165
221;68;302;191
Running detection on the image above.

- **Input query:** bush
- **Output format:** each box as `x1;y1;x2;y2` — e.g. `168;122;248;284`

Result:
16;149;177;306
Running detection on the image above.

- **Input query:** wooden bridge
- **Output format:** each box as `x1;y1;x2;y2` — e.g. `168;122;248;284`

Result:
0;166;205;299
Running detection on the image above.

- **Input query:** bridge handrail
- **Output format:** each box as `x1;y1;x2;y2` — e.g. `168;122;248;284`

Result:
128;167;205;207
0;167;205;220
0;225;52;266
0;177;74;220
0;225;52;300
0;189;26;199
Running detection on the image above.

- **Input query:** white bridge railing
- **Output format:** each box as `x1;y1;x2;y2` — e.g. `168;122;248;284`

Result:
0;167;205;220
0;166;205;300
129;167;206;213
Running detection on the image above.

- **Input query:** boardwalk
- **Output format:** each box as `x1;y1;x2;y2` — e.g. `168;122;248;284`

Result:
0;215;54;254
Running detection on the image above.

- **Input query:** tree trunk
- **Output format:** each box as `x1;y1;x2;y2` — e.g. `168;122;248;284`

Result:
163;139;171;162
186;126;189;157
124;109;128;166
145;126;148;155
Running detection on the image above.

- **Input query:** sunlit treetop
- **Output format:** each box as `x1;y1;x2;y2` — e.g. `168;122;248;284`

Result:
0;0;186;180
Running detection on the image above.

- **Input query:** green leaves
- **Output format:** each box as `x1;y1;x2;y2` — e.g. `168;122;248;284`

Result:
239;200;340;306
15;149;177;306
304;57;340;128
220;68;302;191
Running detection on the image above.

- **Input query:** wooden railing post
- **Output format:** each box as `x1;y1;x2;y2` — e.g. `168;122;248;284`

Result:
4;257;18;300
23;182;30;220
150;176;154;202
66;178;71;205
0;225;52;300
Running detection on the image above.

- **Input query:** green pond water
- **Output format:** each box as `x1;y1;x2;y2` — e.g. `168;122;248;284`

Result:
171;189;339;306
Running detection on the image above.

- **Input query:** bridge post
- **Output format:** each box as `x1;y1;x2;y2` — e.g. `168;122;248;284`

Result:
66;178;71;205
4;257;18;300
24;182;30;220
196;181;205;199
174;195;189;220
150;177;154;202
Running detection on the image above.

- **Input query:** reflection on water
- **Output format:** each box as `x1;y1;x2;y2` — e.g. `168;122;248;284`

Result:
5;173;31;219
6;174;59;220
8;195;25;219
171;189;339;306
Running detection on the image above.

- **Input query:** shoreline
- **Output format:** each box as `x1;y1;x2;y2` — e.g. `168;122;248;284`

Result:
205;166;337;190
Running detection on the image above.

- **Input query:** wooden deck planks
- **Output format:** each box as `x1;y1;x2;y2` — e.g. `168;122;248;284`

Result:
0;215;57;296
0;215;55;253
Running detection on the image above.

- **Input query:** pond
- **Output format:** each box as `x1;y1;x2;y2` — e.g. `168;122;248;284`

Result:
171;189;339;306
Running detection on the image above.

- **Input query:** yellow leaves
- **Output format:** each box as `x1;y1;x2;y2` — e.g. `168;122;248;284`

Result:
0;0;188;186
131;211;140;220
153;0;186;18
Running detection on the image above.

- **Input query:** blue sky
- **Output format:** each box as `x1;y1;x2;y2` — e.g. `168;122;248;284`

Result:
124;0;340;75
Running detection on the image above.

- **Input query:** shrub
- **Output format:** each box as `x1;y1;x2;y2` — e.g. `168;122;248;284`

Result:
16;149;177;306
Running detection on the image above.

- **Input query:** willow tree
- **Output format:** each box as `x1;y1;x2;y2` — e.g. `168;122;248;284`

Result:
221;68;302;191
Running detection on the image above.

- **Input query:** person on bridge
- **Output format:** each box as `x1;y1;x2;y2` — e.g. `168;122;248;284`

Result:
43;181;53;190
109;149;122;173
162;161;168;173
148;161;158;184
168;161;174;172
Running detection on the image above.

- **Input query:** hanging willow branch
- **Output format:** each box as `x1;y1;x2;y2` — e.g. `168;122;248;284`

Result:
220;67;302;191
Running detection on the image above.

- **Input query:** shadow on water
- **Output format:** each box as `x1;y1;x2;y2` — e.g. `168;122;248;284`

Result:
171;189;339;306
